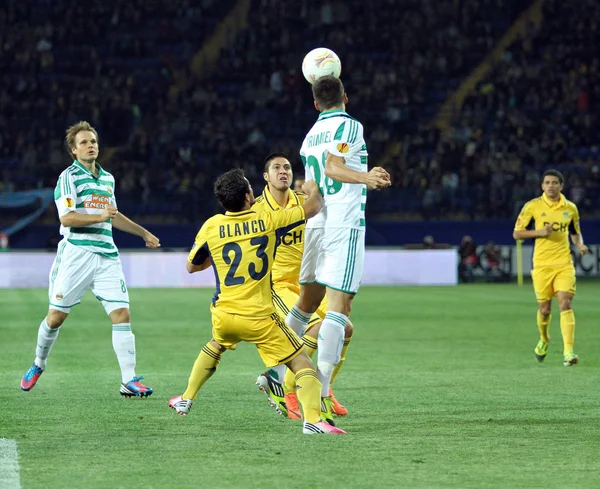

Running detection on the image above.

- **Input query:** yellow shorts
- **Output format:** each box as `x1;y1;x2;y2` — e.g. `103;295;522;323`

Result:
211;306;304;368
531;264;576;302
271;281;328;332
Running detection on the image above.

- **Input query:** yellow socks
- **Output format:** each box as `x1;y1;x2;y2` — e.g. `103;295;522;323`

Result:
330;337;351;386
182;343;222;400
537;310;551;343
560;310;575;355
295;368;322;424
283;333;318;394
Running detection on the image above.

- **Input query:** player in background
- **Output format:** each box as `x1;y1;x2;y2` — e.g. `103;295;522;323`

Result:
253;153;353;423
513;169;588;366
169;169;345;435
21;121;160;397
283;76;390;417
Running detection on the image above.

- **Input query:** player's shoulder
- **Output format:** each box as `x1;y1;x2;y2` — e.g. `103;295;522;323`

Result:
253;194;266;207
199;213;225;231
523;196;543;209
564;198;579;212
58;164;78;180
99;167;115;181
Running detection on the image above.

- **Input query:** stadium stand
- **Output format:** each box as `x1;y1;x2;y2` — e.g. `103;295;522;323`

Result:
1;0;599;233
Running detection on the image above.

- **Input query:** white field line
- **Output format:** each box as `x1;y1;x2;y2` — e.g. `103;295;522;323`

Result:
0;439;22;489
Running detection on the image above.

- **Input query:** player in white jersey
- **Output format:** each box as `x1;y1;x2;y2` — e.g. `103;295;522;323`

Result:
20;121;160;398
284;76;391;415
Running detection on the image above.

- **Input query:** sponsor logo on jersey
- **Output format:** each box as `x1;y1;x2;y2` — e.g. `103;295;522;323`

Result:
84;194;111;209
337;142;349;154
65;197;75;208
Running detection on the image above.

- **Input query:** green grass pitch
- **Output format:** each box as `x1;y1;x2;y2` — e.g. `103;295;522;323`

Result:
1;284;599;489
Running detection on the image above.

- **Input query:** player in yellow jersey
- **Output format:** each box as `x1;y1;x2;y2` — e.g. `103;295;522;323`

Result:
252;153;353;424
168;169;345;434
513;170;588;366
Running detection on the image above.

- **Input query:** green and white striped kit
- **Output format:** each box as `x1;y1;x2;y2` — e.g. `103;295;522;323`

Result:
54;160;118;258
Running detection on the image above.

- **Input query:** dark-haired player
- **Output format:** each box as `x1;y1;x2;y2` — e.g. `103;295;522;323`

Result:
513;169;588;366
169;169;345;434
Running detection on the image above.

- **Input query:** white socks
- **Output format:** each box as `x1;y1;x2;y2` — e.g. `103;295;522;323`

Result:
112;323;136;383
317;311;347;397
286;305;312;336
35;318;60;369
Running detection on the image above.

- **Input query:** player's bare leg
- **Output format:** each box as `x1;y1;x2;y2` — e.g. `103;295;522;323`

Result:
21;309;68;391
534;300;552;362
557;291;578;366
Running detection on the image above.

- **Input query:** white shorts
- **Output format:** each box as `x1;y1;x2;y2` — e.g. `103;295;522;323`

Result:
299;227;365;294
48;240;130;314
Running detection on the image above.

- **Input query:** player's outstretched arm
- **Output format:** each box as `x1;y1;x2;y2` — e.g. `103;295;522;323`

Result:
301;180;323;219
112;212;161;248
324;154;390;190
60;205;118;227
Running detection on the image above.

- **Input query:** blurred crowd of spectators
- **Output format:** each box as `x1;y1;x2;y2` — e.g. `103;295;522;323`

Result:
2;0;599;223
375;0;600;219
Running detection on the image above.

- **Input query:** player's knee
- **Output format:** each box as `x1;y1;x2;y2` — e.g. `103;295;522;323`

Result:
46;309;68;328
208;338;227;353
538;303;551;317
558;298;572;312
110;308;131;324
344;319;354;338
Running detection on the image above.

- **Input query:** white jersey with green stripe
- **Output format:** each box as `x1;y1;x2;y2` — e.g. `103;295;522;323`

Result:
300;109;368;229
53;160;119;258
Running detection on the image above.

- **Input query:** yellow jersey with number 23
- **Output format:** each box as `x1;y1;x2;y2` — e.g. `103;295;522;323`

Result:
188;207;305;317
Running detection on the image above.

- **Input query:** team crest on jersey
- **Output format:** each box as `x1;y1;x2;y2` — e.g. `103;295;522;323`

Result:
106;186;113;195
563;212;569;218
55;292;64;301
65;197;75;208
337;143;349;154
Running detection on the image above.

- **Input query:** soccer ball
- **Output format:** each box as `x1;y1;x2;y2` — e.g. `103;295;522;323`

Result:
302;48;342;85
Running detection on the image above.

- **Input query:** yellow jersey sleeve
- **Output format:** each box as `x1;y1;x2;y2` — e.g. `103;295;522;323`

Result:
188;221;210;265
569;203;581;235
514;201;534;231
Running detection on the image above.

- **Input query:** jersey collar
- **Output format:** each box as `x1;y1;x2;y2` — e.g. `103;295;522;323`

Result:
73;160;104;178
541;192;566;208
225;210;255;217
262;185;299;210
317;109;347;121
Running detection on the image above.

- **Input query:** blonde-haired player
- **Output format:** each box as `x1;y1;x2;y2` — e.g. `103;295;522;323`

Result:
254;153;353;425
20;121;160;397
513;169;588;366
